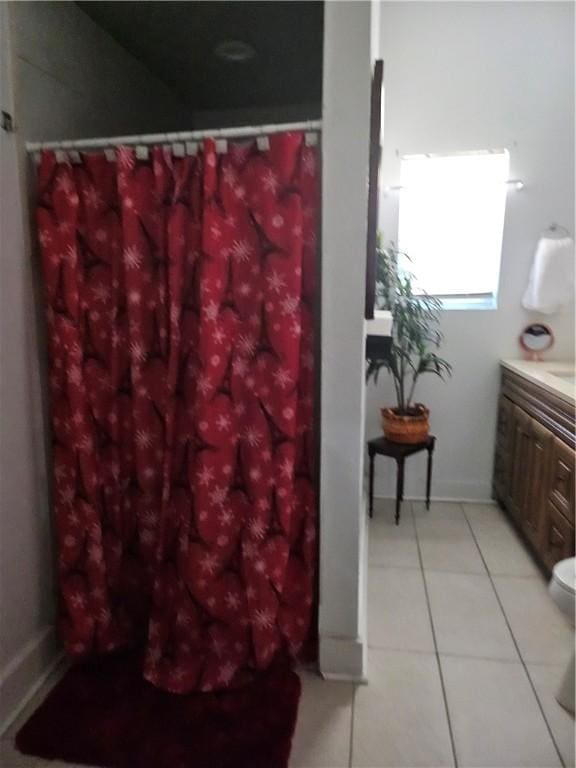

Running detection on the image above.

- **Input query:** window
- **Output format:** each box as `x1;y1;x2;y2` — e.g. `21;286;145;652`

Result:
397;150;510;309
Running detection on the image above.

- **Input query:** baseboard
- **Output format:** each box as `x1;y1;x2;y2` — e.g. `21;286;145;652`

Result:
319;634;367;683
0;625;63;736
358;505;368;645
321;670;368;684
373;493;496;505
319;501;368;685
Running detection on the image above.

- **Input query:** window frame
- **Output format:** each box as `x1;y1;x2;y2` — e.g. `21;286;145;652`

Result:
395;149;510;310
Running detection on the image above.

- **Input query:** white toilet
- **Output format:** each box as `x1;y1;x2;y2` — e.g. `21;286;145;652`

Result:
548;557;575;715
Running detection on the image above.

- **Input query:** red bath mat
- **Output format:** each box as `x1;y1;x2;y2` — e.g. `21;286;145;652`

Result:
15;653;301;768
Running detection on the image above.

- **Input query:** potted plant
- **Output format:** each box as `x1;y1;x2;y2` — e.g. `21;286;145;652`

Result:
366;243;452;443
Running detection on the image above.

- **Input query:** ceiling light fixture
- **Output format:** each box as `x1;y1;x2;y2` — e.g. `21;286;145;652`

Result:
214;40;256;63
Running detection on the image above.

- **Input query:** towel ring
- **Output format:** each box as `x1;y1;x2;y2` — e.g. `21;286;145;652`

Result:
519;323;554;362
545;222;571;238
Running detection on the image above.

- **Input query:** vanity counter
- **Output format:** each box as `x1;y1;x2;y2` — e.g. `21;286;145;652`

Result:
501;359;575;405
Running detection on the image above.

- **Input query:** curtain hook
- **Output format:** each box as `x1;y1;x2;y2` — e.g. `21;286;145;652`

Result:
256;135;270;152
136;136;148;160
172;142;185;157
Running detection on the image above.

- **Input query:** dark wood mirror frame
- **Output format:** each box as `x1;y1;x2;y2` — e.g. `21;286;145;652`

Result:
365;59;384;320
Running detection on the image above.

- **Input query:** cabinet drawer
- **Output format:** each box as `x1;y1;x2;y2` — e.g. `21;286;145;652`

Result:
541;501;575;570
549;439;575;524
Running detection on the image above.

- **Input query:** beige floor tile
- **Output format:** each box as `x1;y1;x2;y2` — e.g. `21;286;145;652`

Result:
441;655;561;767
527;662;575;767
426;571;518;660
413;500;463;519
463;503;540;577
0;739;39;767
413;502;486;574
290;670;354;767
369;500;419;568
352;649;454;767
460;501;505;524
493;575;573;664
368;566;434;652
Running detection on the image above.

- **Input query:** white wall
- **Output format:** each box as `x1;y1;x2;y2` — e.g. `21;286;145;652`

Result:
0;2;187;730
191;103;321;130
0;3;60;729
11;1;188;142
319;1;374;681
368;1;575;501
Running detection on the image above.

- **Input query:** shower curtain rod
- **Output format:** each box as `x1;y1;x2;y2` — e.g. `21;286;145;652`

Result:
25;119;322;153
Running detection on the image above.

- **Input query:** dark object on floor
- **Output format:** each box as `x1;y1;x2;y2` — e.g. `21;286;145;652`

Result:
368;435;436;524
16;653;301;768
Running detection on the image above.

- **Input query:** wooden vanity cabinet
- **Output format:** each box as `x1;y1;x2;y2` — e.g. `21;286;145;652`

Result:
493;369;575;573
493;395;514;510
509;406;533;525
523;420;553;547
548;439;575;525
541;498;574;570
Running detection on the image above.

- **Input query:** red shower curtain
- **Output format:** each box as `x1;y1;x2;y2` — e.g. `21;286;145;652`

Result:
36;133;318;693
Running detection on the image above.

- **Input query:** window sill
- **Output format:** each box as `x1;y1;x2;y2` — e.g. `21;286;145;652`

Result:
437;295;497;311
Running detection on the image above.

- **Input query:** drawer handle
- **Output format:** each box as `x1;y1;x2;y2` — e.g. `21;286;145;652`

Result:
549;526;564;547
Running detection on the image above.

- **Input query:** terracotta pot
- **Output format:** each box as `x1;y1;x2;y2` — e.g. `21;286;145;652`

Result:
381;403;430;444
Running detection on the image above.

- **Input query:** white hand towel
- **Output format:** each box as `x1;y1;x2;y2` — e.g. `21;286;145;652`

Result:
522;236;575;314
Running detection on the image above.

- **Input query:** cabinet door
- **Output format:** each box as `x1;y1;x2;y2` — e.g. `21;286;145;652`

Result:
493;396;514;507
541;500;575;570
510;406;532;523
549;438;575;525
523;419;552;546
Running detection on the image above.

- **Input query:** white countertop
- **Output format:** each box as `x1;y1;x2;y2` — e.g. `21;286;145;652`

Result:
501;359;576;404
365;310;393;338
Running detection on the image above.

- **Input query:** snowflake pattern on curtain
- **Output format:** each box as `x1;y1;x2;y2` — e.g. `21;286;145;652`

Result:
36;133;318;693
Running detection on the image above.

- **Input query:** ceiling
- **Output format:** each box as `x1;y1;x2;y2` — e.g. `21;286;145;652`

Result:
77;1;323;113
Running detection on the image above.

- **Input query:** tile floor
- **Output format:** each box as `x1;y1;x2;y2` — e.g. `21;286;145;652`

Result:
1;502;574;768
291;501;574;768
